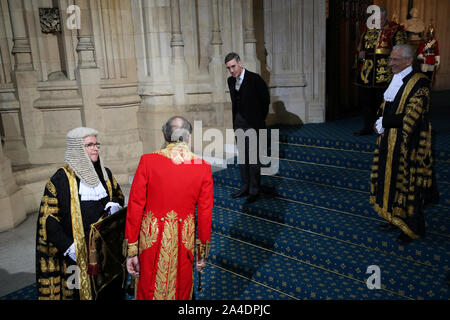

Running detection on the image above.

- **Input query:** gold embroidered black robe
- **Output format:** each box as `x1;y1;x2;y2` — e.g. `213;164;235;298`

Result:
35;164;124;300
356;22;407;88
370;72;438;239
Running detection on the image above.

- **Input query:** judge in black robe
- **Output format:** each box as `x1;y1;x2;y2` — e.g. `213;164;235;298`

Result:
370;45;438;244
36;128;125;300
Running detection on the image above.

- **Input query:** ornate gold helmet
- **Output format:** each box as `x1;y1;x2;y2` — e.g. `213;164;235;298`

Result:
426;23;435;36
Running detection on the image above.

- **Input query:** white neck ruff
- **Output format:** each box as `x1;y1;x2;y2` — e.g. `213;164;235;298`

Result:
384;66;413;102
78;180;108;201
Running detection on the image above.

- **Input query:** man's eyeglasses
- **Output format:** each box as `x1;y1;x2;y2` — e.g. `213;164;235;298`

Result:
84;143;101;150
388;57;405;62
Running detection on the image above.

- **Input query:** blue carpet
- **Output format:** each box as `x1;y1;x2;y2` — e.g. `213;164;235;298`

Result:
2;93;449;300
198;98;449;300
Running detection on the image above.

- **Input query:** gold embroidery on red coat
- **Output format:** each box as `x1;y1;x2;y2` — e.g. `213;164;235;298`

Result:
153;211;178;300
139;211;159;254
156;142;199;164
182;214;195;255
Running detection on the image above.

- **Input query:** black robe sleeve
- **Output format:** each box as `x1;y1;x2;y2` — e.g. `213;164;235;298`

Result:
383;114;403;128
105;167;125;207
42;169;74;254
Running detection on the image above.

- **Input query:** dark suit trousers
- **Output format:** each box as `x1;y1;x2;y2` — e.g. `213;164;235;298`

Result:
234;114;261;196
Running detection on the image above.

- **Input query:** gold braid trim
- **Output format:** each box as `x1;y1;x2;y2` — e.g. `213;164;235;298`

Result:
395;29;408;45
112;176;125;202
153;211;179;300
196;240;211;260
156;142;200;164
397;74;427;114
382;74;425;212
46;180;57;197
39;195;60;242
62;166;92;300
372;200;420;239
106;179;113;201
383;128;397;210
182;214;195;256
127;240;139;258
139;211;159;254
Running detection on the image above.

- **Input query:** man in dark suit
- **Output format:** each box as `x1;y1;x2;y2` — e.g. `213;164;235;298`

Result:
225;52;270;204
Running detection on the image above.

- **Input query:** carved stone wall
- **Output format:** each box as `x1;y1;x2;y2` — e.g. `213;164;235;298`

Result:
0;0;143;230
263;0;326;125
0;0;326;231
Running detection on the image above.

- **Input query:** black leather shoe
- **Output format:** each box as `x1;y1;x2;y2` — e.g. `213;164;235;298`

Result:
378;223;398;232
230;190;249;199
396;232;414;244
353;129;372;136
245;194;259;204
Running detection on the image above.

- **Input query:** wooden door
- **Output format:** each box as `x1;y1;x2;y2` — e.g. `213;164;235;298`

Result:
326;0;372;120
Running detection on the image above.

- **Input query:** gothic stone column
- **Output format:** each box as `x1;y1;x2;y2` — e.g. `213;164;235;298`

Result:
208;0;227;123
0;143;26;232
242;0;260;73
75;0;102;130
8;0;40;163
170;0;188;105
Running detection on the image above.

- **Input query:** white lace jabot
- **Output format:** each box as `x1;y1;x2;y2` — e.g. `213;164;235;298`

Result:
383;65;413;102
78;179;108;201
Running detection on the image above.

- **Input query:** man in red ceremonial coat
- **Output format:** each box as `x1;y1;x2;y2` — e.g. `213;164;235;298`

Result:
124;116;213;300
354;6;407;136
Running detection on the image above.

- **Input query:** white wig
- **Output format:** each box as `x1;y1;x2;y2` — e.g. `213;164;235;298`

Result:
64;127;108;187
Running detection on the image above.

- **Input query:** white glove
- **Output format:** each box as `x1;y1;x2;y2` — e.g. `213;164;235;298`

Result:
64;243;76;262
105;202;122;215
436;56;440;66
376;117;384;135
417;53;425;61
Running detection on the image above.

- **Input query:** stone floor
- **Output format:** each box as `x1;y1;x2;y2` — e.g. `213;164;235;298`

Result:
0;210;37;297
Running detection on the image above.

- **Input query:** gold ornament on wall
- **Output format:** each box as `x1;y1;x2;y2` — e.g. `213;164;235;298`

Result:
39;8;61;34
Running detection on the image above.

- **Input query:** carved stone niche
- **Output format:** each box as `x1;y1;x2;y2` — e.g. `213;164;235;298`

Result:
39;8;61;34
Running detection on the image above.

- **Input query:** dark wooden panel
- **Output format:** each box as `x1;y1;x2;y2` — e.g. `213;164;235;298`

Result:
326;0;372;121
